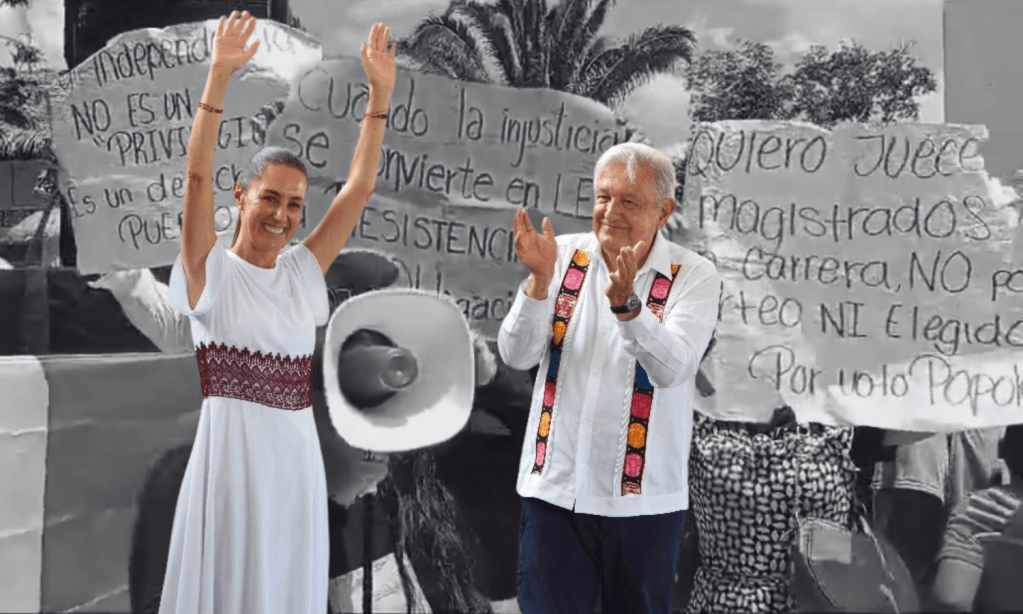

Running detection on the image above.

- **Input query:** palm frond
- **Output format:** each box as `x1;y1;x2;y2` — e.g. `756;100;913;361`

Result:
496;0;526;50
520;0;549;86
548;0;592;88
449;0;521;85
575;34;613;80
565;0;615;85
400;14;492;82
0;131;51;161
575;25;696;109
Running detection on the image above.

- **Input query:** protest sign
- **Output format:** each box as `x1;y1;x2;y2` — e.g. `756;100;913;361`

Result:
265;59;627;337
49;20;322;274
683;120;1023;430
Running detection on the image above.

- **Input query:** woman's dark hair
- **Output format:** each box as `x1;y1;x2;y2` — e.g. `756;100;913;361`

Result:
1001;425;1023;477
378;451;493;613
231;147;308;247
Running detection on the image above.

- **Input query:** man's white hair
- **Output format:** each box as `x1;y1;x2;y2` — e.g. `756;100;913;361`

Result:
593;142;677;205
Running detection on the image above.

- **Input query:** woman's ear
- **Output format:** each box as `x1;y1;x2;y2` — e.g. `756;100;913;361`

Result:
233;182;246;208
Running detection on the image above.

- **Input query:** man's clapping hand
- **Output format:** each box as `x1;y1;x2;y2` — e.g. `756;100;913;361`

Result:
605;241;645;309
513;209;558;300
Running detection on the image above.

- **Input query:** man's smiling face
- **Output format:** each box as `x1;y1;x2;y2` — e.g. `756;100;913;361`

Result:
592;160;670;265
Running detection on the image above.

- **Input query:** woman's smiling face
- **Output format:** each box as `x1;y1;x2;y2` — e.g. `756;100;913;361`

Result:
234;163;307;252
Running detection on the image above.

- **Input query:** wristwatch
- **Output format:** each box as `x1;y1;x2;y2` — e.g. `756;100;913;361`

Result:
610;294;641;314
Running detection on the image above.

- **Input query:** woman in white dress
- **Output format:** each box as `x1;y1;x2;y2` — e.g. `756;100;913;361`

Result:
160;11;396;614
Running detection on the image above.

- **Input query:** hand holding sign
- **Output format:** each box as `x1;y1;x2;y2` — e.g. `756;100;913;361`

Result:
211;11;260;73
513;209;558;296
360;23;397;97
606;241;645;307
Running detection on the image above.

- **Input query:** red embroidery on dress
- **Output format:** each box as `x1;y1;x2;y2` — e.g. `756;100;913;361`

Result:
195;343;313;411
621;262;683;496
532;250;590;475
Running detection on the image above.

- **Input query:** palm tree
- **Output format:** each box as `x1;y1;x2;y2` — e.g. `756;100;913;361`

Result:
397;0;696;111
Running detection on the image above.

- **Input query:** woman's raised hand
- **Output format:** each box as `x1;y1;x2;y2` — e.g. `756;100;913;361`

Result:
211;11;260;73
361;23;397;95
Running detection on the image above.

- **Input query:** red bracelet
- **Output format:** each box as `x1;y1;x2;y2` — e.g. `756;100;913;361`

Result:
198;102;223;114
362;109;388;122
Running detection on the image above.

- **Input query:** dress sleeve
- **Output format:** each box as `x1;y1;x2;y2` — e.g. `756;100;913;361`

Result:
285;244;330;327
169;241;228;317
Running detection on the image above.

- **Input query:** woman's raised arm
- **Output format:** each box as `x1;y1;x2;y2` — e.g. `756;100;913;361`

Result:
181;11;260;309
303;23;397;274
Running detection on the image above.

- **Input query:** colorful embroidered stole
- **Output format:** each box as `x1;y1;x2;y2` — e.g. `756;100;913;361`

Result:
530;249;684;488
531;249;591;475
621;263;682;496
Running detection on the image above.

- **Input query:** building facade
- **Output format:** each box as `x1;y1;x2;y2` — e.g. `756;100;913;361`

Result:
64;0;297;69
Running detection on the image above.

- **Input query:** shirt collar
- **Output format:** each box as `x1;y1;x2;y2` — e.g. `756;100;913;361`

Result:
587;231;673;278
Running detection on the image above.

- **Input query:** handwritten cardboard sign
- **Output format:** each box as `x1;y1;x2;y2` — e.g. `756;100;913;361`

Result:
49;20;322;274
265;59;627;337
683;120;1023;430
327;552;430;613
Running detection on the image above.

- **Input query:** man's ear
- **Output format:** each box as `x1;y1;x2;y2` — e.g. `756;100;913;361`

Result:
658;197;676;227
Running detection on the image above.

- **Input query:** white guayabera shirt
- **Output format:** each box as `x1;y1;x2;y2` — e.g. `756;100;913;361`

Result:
498;232;720;517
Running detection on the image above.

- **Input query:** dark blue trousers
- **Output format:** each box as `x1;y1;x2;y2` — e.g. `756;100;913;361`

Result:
516;496;686;614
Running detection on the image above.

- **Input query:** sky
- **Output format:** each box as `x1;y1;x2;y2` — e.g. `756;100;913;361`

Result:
2;0;946;150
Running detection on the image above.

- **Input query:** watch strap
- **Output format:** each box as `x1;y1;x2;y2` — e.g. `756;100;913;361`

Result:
610;294;640;313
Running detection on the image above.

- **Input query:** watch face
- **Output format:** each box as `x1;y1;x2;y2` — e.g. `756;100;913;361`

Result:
626;295;641;311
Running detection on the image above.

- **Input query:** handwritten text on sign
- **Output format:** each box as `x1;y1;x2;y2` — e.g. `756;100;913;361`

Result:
49;21;322;274
266;60;628;336
683;120;1023;430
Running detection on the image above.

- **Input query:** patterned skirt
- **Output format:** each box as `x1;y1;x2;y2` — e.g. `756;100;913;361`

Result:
686;412;857;613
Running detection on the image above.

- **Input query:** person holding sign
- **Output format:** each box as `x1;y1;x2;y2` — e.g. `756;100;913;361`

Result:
160;11;396;614
498;142;721;613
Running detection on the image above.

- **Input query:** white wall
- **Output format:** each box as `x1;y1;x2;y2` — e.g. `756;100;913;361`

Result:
944;0;1023;182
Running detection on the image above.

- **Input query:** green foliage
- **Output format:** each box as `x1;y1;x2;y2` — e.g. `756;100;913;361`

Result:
0;32;48;161
0;131;50;160
398;0;696;110
0;66;33;130
686;39;938;127
687;40;792;123
2;34;42;72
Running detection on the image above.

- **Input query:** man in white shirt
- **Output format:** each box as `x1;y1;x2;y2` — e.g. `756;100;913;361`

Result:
498;142;721;613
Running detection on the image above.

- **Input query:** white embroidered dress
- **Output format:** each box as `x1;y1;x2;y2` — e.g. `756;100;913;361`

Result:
160;241;330;614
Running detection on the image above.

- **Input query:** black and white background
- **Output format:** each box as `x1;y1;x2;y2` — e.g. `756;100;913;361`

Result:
1;0;1018;612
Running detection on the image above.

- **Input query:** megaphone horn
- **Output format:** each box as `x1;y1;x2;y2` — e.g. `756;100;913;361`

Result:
336;328;420;410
